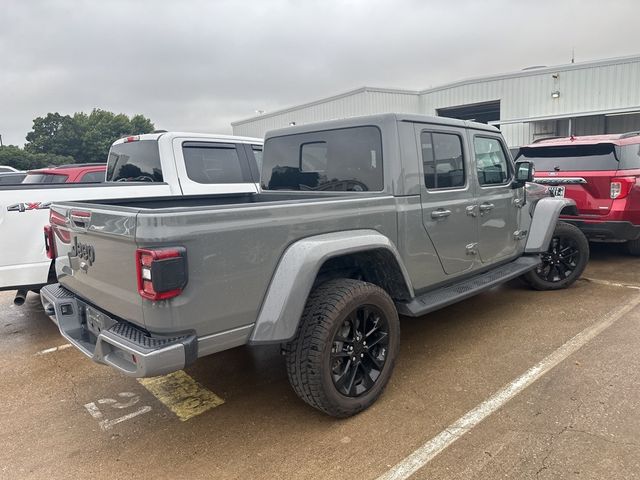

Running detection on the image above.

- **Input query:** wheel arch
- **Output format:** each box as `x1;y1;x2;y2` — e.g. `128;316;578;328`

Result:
249;230;413;345
525;197;577;253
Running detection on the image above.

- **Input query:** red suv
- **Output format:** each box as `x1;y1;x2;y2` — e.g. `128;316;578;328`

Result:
22;163;106;184
517;132;640;254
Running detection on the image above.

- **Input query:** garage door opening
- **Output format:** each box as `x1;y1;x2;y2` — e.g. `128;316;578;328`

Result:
437;100;501;125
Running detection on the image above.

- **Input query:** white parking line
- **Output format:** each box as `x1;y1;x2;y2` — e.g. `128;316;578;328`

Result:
35;344;72;355
582;277;640;290
376;293;640;480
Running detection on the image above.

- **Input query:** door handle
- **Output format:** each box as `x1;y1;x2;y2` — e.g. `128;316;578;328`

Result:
466;205;478;217
479;203;495;214
431;209;452;219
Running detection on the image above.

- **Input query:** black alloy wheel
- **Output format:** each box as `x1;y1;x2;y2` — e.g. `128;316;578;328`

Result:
330;305;389;397
285;278;400;417
524;221;589;290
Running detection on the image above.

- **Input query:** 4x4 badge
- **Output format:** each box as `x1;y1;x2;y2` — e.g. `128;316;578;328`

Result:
7;202;51;212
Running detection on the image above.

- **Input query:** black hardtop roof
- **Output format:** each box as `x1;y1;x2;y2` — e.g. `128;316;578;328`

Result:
264;113;500;139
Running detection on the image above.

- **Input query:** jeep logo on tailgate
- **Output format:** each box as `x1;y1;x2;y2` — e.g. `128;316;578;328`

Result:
70;237;96;266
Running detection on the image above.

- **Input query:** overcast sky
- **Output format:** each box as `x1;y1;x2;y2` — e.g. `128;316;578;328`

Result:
1;0;638;146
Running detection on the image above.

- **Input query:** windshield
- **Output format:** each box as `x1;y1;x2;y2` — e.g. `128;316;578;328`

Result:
517;144;619;172
106;140;163;182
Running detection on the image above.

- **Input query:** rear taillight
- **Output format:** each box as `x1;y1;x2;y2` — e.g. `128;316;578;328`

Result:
135;247;187;301
49;209;71;243
610;176;637;199
44;225;56;259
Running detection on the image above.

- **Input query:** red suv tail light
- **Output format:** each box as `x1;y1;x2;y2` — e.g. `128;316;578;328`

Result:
610;176;637;199
135;247;188;301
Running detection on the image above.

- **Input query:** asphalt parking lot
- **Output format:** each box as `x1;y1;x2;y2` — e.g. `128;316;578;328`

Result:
1;244;639;479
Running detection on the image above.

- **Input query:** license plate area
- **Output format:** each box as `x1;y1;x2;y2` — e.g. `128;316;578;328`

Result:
84;304;117;337
548;186;565;197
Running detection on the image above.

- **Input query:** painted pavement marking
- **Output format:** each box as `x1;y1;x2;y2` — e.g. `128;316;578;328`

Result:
376;293;640;480
35;344;72;355
137;370;225;421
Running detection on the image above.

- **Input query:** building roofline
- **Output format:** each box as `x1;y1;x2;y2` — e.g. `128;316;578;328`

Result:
231;53;640;127
231;86;420;126
418;53;640;95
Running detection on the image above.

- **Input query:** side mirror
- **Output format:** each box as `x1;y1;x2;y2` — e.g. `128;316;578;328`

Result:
512;161;535;188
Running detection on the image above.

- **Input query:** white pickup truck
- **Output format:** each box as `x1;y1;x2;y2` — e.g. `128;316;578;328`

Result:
0;132;263;304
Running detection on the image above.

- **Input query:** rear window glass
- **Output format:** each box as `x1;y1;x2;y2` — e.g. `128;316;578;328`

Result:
22;173;68;184
517;144;619;172
106;140;163;182
182;143;250;184
261;126;383;192
0;173;25;184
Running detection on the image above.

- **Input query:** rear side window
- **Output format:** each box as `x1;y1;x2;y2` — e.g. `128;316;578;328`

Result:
22;173;68;184
517;144;619;172
474;136;511;185
262;126;383;191
79;170;105;183
421;131;465;189
620;144;640;170
107;140;163;182
182;143;252;184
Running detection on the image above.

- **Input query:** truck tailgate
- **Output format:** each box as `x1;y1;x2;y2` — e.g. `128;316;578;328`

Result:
54;205;144;326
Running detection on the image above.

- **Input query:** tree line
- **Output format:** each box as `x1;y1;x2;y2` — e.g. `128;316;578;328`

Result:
0;109;155;170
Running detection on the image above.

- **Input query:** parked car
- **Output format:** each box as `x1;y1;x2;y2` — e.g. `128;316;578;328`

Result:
42;114;587;417
22;164;107;184
518;131;640;254
0;171;26;184
0;132;263;304
0;165;19;173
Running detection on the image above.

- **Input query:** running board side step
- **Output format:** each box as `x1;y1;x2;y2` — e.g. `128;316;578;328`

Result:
397;256;540;317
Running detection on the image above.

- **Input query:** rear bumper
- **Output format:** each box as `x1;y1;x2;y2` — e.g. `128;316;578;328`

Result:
561;219;640;241
40;283;197;377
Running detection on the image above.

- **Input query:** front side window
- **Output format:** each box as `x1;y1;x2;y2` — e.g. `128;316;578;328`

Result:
421;131;465;189
261;126;383;192
475;136;510;186
183;144;249;184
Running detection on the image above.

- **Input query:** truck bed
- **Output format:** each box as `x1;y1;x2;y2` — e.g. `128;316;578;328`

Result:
62;191;360;211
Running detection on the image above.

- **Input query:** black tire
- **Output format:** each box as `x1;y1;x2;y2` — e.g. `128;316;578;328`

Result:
626;239;640;256
285;278;400;418
523;221;589;290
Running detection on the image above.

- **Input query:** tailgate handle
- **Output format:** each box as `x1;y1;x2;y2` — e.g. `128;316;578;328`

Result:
70;210;91;229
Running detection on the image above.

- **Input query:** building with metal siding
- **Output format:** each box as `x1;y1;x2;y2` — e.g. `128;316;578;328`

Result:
231;54;640;147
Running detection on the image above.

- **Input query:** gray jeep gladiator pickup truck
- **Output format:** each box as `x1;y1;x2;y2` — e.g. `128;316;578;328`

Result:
42;114;588;417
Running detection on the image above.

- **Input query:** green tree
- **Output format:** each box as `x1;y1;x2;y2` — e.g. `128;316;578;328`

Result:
24;109;155;163
0;145;74;170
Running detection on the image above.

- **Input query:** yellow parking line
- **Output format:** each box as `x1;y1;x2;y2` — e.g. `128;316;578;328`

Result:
137;370;224;421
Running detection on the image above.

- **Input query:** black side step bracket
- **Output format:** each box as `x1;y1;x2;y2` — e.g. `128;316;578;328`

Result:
397;256;540;317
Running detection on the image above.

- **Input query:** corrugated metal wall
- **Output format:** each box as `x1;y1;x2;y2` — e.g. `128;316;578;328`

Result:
232;56;640;147
232;89;420;137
